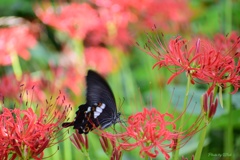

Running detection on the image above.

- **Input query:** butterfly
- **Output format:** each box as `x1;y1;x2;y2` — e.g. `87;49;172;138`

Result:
62;70;121;134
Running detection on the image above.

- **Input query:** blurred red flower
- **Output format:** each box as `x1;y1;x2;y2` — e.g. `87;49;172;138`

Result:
49;63;85;96
0;89;71;159
92;0;192;33
0;74;46;103
35;3;101;40
214;31;240;57
84;47;115;75
0;25;38;66
35;2;134;49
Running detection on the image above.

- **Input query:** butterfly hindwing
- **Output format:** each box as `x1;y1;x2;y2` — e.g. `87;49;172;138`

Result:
73;104;97;134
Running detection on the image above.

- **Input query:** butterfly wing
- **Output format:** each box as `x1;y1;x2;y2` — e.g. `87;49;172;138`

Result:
73;104;97;134
62;70;119;134
86;70;116;109
86;70;118;129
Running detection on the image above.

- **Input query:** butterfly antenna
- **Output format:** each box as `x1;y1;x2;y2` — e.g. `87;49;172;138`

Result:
121;119;127;127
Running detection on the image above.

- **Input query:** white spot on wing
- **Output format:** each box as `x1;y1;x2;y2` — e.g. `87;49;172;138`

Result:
94;112;100;118
100;103;106;109
86;107;91;113
96;107;103;113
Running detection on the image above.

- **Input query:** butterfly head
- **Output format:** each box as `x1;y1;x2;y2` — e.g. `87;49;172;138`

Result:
114;112;121;124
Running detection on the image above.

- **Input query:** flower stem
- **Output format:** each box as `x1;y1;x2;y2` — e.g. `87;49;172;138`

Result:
172;75;191;160
224;86;233;159
194;124;208;160
224;0;233;157
10;51;22;80
225;0;232;32
84;151;91;160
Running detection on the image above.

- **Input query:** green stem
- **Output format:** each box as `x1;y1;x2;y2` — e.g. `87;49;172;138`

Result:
225;0;232;33
194;124;208;160
145;155;149;160
73;39;84;56
84;151;91;160
224;86;233;160
224;0;233;158
172;75;191;160
10;51;22;80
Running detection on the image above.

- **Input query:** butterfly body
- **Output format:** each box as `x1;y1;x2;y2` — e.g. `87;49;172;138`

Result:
62;70;120;134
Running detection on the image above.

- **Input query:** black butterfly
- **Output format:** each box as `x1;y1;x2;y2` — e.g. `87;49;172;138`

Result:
62;70;121;134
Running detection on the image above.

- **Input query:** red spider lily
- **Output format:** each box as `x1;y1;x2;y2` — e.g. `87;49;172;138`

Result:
196;38;240;93
142;31;240;93
202;91;218;121
142;34;202;84
99;136;122;160
0;24;38;66
0;88;72;160
84;47;115;75
102;107;205;160
70;130;89;152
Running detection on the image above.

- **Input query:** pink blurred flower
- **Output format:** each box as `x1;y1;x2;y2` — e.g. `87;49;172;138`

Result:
36;0;193;51
35;3;101;40
35;2;134;49
49;63;85;96
0;90;71;159
0;74;45;103
141;0;192;32
93;0;192;33
0;73;74;107
214;31;240;57
0;24;38;65
84;47;115;75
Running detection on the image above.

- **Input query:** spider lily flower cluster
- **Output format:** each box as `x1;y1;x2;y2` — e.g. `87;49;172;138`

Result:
0;87;71;160
101;107;205;160
141;30;240;93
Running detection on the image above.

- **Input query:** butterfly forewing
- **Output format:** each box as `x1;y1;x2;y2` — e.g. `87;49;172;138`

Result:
86;71;117;111
86;71;118;129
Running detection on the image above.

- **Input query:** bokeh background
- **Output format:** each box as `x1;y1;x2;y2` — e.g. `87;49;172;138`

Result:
0;0;240;159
